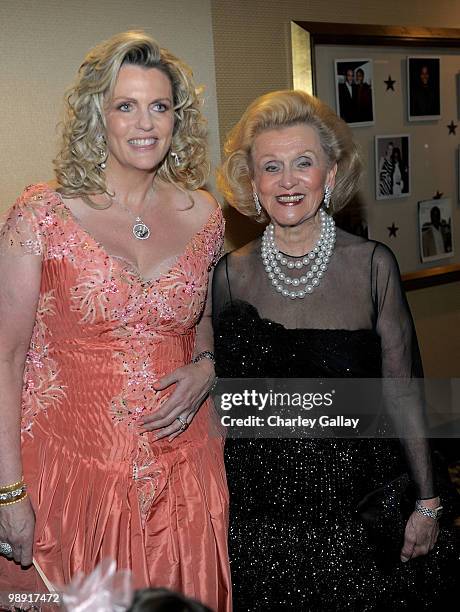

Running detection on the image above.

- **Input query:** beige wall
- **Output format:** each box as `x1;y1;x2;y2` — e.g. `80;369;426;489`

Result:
211;0;460;377
407;282;460;378
0;0;219;210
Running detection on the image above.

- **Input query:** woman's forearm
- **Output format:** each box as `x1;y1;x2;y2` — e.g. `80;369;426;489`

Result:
194;313;214;356
0;358;25;484
193;268;216;359
0;250;42;486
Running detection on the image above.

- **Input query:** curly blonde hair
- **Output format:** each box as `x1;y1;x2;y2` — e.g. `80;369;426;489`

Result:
217;89;362;222
54;31;209;196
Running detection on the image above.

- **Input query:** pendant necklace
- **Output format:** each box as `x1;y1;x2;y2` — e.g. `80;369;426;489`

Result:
110;190;153;240
131;215;151;240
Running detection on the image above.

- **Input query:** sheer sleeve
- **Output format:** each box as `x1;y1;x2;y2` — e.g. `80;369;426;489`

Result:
212;253;232;326
213;253;244;378
0;184;49;258
372;243;435;499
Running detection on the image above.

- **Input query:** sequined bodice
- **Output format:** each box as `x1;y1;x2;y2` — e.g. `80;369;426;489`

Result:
7;185;222;435
215;299;382;378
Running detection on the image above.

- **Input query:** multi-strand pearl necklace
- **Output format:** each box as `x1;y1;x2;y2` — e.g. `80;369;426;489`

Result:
261;208;336;299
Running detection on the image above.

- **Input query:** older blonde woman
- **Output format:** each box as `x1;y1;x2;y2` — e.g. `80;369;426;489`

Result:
213;90;456;610
0;31;230;610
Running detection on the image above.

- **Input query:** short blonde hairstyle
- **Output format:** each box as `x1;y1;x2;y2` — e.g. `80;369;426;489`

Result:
217;90;362;222
54;31;208;196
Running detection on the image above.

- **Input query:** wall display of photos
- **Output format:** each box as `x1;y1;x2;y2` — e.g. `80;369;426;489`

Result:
292;22;460;280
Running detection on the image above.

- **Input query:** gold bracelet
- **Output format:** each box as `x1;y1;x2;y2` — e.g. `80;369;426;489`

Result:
0;478;24;494
0;492;28;507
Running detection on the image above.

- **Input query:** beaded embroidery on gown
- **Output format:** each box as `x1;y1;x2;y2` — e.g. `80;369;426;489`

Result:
0;184;231;612
212;230;459;611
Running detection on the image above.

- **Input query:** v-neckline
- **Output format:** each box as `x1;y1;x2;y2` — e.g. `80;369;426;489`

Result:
54;191;221;284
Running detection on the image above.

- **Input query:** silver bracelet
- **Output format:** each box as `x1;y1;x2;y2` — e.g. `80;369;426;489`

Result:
192;350;215;364
415;500;443;520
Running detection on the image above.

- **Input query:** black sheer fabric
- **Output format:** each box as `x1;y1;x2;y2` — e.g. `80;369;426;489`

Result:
212;229;458;611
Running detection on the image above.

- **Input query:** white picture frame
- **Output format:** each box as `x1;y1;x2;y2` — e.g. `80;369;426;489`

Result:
375;135;411;201
419;198;454;263
334;58;375;127
407;56;441;122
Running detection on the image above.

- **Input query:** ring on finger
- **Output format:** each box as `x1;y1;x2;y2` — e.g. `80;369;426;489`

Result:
0;542;13;556
176;415;189;431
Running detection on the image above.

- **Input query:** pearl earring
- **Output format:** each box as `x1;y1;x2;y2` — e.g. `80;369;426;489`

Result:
170;151;181;167
96;136;107;170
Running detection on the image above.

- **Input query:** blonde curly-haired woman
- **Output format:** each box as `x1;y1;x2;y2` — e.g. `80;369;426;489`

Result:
0;31;230;610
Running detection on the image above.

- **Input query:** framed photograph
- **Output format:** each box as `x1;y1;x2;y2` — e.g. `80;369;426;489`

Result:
334;59;374;126
419;198;454;263
407;57;441;121
375;135;410;200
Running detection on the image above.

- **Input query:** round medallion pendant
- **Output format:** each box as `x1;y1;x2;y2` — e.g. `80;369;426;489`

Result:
133;222;151;240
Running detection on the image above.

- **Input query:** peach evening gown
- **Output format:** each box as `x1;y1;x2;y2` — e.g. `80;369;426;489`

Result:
0;184;230;612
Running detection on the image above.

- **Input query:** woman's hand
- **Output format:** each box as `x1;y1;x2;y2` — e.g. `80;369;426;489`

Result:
400;498;440;562
0;497;35;566
138;359;215;441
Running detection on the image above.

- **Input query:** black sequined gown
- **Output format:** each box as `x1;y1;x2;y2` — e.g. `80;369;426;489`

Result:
212;230;458;612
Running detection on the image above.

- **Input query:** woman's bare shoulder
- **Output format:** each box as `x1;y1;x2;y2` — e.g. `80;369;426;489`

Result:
160;183;220;226
192;188;220;213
